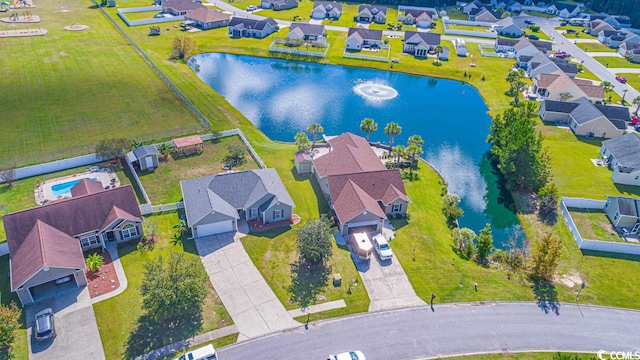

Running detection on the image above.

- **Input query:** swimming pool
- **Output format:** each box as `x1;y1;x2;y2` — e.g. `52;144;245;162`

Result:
51;177;98;196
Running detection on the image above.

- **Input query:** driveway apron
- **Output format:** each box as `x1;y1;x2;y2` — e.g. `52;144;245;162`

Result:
196;233;300;341
27;287;105;360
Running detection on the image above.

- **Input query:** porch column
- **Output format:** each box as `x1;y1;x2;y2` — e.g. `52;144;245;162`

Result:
99;233;107;252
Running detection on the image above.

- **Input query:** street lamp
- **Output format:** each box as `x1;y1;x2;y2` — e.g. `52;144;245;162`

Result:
576;281;586;303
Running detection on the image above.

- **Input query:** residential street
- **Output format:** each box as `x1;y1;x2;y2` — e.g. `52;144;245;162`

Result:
219;302;640;360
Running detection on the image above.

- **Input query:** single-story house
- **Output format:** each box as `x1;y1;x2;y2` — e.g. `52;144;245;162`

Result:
309;133;411;236
345;27;383;51
126;145;159;171
539;97;628;138
354;5;387;24
162;0;205;16
261;0;297;11
403;31;441;57
604;195;640;231
601;134;640;186
401;9;433;28
495;38;552;55
587;19;615;36
598;29;640;48
603;15;632;29
454;38;467;56
518;51;578;78
463;0;486;14
228;17;278;38
184;8;230;30
311;1;342;20
468;7;501;22
508;1;523;12
494;16;524;37
287;22;326;44
4;183;143;306
181;168;294;238
546;2;581;18
618;41;640;62
533;71;604;103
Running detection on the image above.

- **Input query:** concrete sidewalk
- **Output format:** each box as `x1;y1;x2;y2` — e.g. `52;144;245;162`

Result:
288;299;347;318
135;324;238;360
91;240;128;304
196;230;300;341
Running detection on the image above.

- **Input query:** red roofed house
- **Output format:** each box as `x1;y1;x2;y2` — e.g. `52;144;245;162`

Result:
4;180;143;306
305;132;410;236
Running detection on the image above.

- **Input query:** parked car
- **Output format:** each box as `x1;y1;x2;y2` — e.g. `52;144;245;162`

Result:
555;52;570;59
328;351;367;360
34;308;56;342
175;344;216;360
372;234;393;261
616;75;627;83
528;34;539;40
153;12;164;18
635;124;640;132
524;19;533;25
246;5;257;11
566;28;576;34
631;115;640;125
560;21;567;26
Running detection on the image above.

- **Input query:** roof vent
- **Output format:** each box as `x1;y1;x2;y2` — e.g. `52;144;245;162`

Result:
44;266;50;272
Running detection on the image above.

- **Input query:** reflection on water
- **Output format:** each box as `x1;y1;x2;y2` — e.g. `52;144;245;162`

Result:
190;53;521;247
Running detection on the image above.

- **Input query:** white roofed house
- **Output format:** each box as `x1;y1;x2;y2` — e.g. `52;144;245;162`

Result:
601;134;640;186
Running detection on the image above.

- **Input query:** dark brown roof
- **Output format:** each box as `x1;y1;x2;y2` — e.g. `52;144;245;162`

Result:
10;220;85;290
312;133;386;177
330;180;386;222
4;185;141;256
70;179;105;197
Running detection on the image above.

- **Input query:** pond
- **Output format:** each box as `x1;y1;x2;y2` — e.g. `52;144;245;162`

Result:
189;53;522;247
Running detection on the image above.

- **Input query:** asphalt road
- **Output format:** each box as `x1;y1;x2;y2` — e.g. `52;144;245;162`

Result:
218;302;640;360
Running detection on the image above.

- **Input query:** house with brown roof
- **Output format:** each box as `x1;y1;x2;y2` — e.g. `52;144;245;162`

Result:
4;182;143;306
532;71;604;103
161;0;205;16
306;133;411;236
184;8;230;30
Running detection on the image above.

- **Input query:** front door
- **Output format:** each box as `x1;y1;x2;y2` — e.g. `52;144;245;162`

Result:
105;231;115;242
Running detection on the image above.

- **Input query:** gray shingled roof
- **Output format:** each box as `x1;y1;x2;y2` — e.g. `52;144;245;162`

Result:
290;22;325;36
181;168;294;227
228;17;277;30
602;133;640;168
617;197;639;217
543;100;580;113
570;97;607;125
595;104;631;123
132;145;159;159
348;27;382;41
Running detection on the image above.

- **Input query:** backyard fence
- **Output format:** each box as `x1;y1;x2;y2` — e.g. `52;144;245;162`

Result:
94;0;211;130
139;201;184;216
126;154;151;205
10;154;100;181
477;44;513;58
561;197;640;256
343;49;390;62
117;6;185;27
269;41;329;57
442;17;497;39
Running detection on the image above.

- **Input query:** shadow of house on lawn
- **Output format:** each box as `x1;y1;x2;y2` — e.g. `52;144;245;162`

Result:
288;259;331;309
124;312;203;359
531;280;560;315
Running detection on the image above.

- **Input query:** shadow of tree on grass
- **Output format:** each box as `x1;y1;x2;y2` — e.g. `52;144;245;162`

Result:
288;260;331;308
124;312;203;359
532;280;560;315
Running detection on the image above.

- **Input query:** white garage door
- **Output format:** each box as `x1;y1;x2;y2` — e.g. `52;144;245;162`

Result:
348;220;378;229
197;221;234;237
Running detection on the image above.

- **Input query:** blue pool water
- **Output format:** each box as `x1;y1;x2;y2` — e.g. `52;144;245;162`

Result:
189;53;522;246
51;177;98;196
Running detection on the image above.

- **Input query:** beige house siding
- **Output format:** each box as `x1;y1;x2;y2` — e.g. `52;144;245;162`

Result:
114;220;144;243
263;203;293;223
612;170;640;186
574;117;624;138
383;199;409;216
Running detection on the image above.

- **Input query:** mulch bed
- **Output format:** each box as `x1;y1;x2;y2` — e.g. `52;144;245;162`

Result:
248;214;301;232
85;251;120;298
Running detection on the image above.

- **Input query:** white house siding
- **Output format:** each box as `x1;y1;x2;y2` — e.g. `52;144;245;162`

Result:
575;118;624;138
612;170;640;186
193;212;237;237
114;220;144;243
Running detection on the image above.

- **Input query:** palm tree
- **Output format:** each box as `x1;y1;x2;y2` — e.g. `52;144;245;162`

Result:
306;123;324;148
294;132;311;152
359;118;378;141
511;80;527;105
392;145;405;167
405;144;423;180
85;253;105;273
559;92;573;102
601;81;613;93
506;68;525;83
434;45;444;65
622;89;629;105
384;122;402;156
633;96;640;115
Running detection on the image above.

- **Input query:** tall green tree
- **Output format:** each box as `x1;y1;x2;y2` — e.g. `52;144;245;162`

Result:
359;118;378;140
452;227;476;260
384;122;402;156
307;123;324;147
530;233;563;281
538;182;559;224
405;135;424;180
600;80;613;93
510;79;527;105
622;89;629;104
95;138;131;165
296;216;333;266
633;96;640;115
487;102;552;191
442;193;464;228
294;132;311;152
140;253;208;325
0;302;21;350
392;145;405;167
475;223;494;265
434;45;444;65
506;68;525;83
171;36;196;60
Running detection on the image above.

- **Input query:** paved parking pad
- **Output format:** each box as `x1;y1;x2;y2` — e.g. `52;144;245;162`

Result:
27;287;105;360
196;233;300;341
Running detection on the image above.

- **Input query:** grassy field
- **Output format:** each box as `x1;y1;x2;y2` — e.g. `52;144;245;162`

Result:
576;66;601;81
0;0;200;163
568;209;626;243
576;42;617;52
521;29;552;41
93;212;233;360
256;0;316;21
594;56;640;68
554;25;595;39
136;136;259;204
443;352;597;359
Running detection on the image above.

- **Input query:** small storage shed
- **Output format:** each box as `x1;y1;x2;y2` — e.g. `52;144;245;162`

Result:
128;145;159;171
172;135;204;157
294;151;313;174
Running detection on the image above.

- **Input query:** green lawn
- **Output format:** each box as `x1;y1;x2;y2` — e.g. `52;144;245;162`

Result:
121;10;159;21
568;209;627;243
442;8;468;20
593;56;640;68
136;136;259;204
320;3;362;28
576;42;617;52
524;10;555;18
0;0;200;164
554;25;595;39
257;0;316;21
444;352;597;360
522;29;552;41
0;255;28;360
576;67;601;81
93;212;233;360
615;73;640;91
447;23;493;33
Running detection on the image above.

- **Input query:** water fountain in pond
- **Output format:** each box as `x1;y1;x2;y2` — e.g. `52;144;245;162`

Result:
353;81;398;102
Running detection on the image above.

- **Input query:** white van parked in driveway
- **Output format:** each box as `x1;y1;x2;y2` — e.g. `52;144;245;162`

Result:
175;344;216;360
372;234;393;261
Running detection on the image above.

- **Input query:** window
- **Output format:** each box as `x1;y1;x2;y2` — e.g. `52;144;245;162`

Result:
120;224;138;240
249;208;258;218
392;202;402;213
605;199;610;208
614;212;619;222
635;176;640;180
79;234;99;248
273;209;284;220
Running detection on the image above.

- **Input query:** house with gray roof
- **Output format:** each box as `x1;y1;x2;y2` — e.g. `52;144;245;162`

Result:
546;2;581;19
463;0;486;14
354;5;387;24
539;97;628;138
401;9;433;28
126;145;159;171
518;51;578;78
618;41;640;63
311;1;342;20
261;0;298;11
601;134;640;186
495;38;552;55
587;19;615;36
228;17;278;38
468;7;501;22
345;27;383;51
161;0;205;16
286;22;326;45
494;16;524;37
181;168;295;237
604;195;640;232
598;29;640;48
403;31;441;57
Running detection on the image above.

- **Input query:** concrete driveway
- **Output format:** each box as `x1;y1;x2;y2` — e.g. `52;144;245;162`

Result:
353;250;425;312
195;231;300;341
27;287;105;360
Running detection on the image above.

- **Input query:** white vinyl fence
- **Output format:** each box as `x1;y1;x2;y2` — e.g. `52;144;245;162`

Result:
10;154;100;181
269;41;329;57
561;197;640;256
442;17;497;38
117;6;185;27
